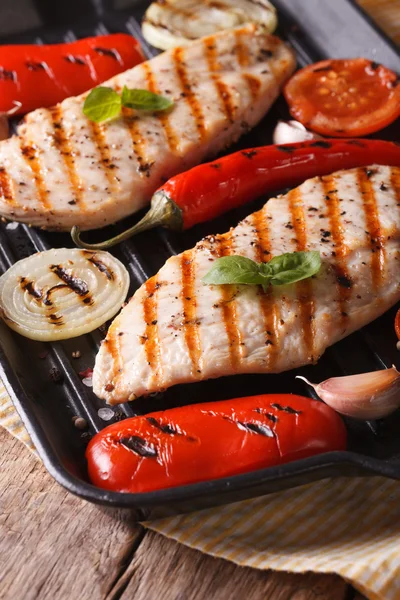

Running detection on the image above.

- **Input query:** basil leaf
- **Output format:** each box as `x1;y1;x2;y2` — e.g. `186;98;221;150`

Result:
262;251;321;286
83;87;122;123
202;256;267;287
121;86;174;112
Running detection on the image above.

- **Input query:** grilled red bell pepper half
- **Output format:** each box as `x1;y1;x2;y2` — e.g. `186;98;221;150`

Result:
0;33;144;115
72;138;400;250
86;394;347;494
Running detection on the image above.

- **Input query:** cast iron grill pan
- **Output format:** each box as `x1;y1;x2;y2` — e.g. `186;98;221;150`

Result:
0;0;399;519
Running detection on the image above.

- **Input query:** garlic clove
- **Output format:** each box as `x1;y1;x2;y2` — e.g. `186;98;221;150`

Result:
297;366;400;420
272;120;322;145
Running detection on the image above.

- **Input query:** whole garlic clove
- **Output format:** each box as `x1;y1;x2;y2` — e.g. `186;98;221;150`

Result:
272;120;322;145
297;366;400;420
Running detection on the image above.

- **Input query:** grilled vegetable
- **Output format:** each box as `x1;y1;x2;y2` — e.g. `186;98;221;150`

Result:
298;367;400;420
0;25;295;232
142;0;277;50
86;393;347;493
72;139;400;250
93;164;400;404
284;58;400;137
0;249;129;341
0;34;145;115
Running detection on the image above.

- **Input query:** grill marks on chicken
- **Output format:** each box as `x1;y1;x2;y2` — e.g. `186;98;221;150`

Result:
204;39;237;123
94;165;400;404
0;25;295;230
49;106;85;208
181;250;203;377
321;175;352;321
251;208;279;366
287;186;316;361
172;46;207;141
142;62;180;154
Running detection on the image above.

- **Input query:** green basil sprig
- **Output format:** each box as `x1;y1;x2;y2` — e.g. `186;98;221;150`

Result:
202;251;321;292
83;85;174;123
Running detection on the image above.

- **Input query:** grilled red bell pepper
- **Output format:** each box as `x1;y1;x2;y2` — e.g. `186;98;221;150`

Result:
86;394;347;494
0;34;144;115
72;138;400;250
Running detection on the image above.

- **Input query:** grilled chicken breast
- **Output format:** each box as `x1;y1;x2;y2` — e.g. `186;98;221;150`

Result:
94;164;400;404
0;25;295;231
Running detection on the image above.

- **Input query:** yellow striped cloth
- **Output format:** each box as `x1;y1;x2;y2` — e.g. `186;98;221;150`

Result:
3;378;400;600
1;2;400;599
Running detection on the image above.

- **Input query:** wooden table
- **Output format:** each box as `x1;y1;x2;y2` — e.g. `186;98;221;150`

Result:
1;427;366;599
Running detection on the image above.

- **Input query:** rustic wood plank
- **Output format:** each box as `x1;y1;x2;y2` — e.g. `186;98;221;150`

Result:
0;428;142;600
109;529;350;600
0;427;352;600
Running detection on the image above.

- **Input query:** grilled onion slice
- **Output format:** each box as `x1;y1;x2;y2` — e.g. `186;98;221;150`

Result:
0;248;129;341
142;0;278;50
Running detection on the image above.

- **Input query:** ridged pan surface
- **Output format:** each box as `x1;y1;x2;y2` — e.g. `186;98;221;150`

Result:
0;0;399;519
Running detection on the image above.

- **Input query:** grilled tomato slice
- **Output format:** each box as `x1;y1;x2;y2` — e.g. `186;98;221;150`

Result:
284;58;400;137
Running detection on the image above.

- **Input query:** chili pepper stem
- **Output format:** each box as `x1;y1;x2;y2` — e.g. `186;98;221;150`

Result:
71;191;183;250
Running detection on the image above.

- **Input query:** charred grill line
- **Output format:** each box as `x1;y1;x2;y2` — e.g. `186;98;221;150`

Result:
120;435;158;458
87;120;120;193
322;175;352;323
43;284;69;306
19;277;42;300
271;403;301;415
217;232;244;369
142;62;180;154
223;415;274;437
234;28;250;67
181;250;202;376
146;417;178;435
143;276;163;385
19;143;51;209
357;167;386;290
64;55;86;65
242;73;262;101
204;38;236;123
288;187;316;361
48;313;64;326
87;255;114;280
254;408;278;422
237;421;274;437
94;47;120;62
115;82;150;176
50;106;84;208
0;168;15;205
173;46;207;141
103;322;122;394
252;208;278;368
50;265;89;296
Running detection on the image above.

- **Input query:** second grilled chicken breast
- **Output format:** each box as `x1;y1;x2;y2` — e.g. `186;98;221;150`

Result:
0;25;295;231
94;164;400;404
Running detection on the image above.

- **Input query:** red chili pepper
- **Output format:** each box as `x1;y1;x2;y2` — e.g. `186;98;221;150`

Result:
72;138;400;250
0;34;144;115
86;394;346;494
